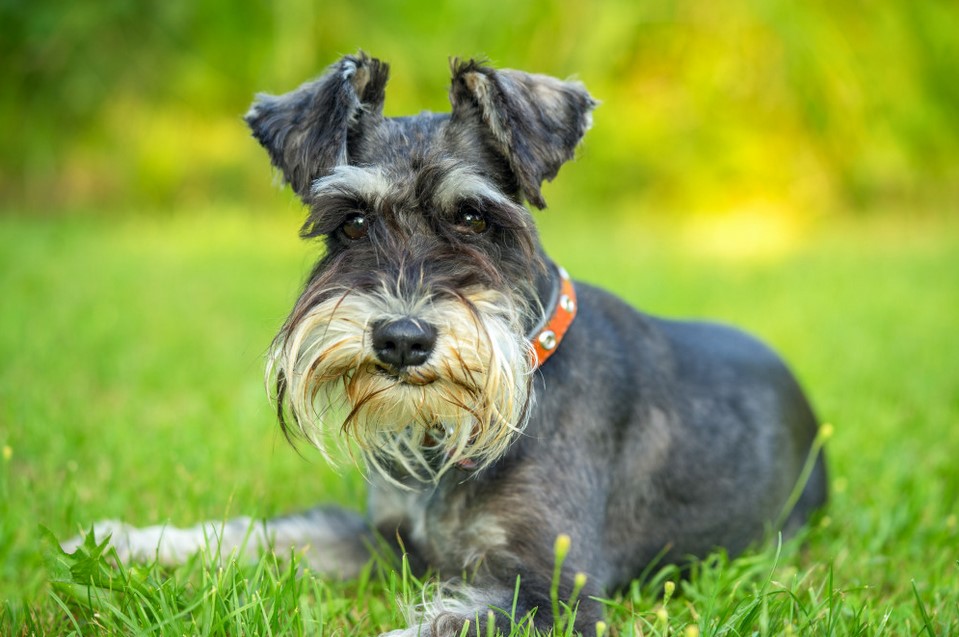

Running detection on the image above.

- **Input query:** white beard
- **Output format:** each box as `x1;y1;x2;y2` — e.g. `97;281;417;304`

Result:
268;285;536;483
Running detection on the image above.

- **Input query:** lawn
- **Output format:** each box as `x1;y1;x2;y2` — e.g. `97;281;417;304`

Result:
1;207;957;635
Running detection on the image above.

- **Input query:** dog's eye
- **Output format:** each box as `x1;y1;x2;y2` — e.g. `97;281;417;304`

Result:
340;214;368;241
455;207;488;235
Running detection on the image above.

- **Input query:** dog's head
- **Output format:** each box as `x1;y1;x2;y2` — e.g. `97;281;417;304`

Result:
246;52;595;482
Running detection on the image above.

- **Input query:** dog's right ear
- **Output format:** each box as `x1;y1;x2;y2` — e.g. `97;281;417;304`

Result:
245;52;389;201
449;60;596;209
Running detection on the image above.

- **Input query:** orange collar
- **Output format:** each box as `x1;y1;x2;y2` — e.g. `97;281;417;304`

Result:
530;266;577;368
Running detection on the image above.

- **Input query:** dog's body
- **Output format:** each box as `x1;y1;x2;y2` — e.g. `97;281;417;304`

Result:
65;54;826;636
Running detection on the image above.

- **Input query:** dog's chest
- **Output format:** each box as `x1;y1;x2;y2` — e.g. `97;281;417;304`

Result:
368;478;512;574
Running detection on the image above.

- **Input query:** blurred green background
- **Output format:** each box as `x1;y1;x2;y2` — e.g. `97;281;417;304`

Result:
4;0;958;220
3;3;959;631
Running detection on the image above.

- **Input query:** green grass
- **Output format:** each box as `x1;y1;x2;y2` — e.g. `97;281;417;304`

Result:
1;208;957;635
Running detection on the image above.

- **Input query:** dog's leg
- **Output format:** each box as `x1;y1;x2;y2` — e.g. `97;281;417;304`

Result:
383;555;605;637
61;506;375;578
384;580;605;637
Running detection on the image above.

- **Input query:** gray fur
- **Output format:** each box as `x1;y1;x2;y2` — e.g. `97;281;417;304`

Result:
449;59;597;208
245;52;390;199
65;53;826;637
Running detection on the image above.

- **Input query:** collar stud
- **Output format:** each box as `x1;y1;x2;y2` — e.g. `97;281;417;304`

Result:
538;330;557;351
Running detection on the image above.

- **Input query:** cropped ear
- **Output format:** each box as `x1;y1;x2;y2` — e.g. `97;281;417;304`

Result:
449;60;597;209
245;52;390;200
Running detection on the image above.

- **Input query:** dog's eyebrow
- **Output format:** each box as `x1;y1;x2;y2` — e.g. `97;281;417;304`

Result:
431;164;513;210
301;166;392;238
311;166;392;201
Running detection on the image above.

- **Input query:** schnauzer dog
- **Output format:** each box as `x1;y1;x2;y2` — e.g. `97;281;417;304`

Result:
65;53;827;636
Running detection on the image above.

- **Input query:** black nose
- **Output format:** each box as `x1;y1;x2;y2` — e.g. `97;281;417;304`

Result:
371;318;438;369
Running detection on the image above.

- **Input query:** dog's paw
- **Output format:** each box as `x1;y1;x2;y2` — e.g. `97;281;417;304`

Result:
380;613;473;637
379;627;434;637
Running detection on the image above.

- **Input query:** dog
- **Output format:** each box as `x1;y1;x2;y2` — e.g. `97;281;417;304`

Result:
64;53;827;636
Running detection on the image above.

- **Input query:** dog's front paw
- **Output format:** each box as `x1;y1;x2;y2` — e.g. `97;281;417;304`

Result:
380;626;436;637
381;613;474;637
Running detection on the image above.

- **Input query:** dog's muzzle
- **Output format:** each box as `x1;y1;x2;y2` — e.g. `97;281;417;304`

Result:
268;286;536;482
268;266;576;484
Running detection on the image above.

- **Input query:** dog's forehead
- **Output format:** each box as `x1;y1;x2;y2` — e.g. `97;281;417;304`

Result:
381;112;451;153
354;113;450;171
353;112;493;176
311;112;511;210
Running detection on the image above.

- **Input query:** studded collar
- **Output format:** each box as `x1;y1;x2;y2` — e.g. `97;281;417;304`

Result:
529;265;577;368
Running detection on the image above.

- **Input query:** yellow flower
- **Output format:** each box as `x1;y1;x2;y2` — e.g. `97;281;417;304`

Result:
664;580;676;600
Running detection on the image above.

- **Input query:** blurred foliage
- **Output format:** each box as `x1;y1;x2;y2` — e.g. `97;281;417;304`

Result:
2;0;958;217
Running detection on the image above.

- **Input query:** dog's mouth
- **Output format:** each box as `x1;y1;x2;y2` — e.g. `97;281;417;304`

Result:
371;363;437;387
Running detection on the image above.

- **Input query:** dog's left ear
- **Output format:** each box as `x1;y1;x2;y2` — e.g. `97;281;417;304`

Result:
449;60;597;209
245;52;390;201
